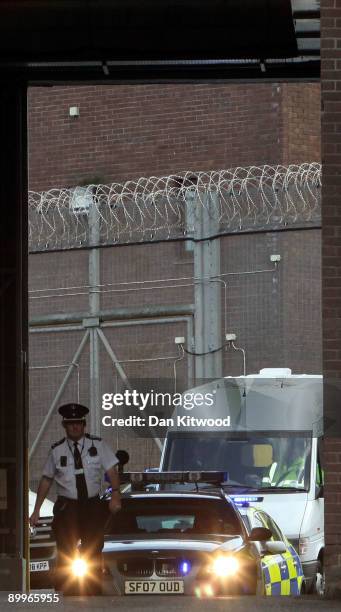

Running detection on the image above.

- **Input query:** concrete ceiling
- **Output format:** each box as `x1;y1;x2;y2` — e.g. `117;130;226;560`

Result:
0;1;320;82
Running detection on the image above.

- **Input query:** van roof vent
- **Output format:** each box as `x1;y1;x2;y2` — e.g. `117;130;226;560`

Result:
258;368;292;377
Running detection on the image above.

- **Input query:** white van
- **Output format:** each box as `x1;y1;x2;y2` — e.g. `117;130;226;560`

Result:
159;369;324;594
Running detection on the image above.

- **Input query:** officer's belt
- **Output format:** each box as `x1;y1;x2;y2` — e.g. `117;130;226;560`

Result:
57;495;100;503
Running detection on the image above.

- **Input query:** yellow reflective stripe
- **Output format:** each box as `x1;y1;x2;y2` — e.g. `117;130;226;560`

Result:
280;578;291;596
268;561;281;584
284;553;297;580
263;551;301;596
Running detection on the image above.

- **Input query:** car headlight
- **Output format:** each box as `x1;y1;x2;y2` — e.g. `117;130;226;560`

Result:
71;557;88;578
211;556;239;578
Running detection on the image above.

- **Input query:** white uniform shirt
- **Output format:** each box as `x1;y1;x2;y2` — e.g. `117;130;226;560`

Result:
43;435;118;500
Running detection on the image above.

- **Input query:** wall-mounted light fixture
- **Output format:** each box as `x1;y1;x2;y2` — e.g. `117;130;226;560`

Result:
69;106;80;118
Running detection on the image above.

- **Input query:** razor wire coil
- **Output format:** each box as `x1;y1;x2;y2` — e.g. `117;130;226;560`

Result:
28;163;321;251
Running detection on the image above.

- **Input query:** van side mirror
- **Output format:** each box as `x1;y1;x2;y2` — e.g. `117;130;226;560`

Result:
315;484;324;499
248;527;272;541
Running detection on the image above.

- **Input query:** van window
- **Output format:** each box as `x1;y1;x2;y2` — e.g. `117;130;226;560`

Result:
316;438;324;487
164;432;312;490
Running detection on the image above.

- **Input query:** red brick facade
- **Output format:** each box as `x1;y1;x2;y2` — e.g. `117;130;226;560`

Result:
321;0;341;597
28;83;320;192
282;83;321;165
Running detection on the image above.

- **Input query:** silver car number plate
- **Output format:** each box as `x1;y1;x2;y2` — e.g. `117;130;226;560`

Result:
30;560;50;572
125;580;184;595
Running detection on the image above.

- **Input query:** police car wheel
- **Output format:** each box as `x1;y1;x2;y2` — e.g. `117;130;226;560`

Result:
313;560;325;597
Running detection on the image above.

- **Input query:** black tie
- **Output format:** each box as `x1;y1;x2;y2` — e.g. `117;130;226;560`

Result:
73;442;88;501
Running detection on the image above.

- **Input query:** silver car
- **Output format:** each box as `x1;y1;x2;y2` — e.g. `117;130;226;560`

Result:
100;489;303;596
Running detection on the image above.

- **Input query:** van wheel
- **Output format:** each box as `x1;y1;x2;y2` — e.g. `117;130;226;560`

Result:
312;560;325;596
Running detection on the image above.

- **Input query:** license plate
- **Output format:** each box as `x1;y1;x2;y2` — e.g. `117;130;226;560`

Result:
125;580;184;595
30;561;50;572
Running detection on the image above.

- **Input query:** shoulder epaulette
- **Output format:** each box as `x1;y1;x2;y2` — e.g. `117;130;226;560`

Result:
51;437;65;449
86;433;102;441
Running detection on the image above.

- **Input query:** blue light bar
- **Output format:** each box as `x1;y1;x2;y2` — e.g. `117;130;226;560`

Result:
121;471;227;489
231;495;264;506
231;496;263;502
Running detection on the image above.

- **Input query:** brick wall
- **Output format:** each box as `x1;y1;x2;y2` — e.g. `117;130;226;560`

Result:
220;230;321;376
282;83;321;165
321;0;341;597
28;83;320;191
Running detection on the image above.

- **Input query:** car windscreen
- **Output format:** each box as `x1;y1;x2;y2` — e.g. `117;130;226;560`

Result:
163;432;312;490
106;497;242;537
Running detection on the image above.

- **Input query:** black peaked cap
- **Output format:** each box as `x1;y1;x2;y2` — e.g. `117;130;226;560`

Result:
58;403;89;421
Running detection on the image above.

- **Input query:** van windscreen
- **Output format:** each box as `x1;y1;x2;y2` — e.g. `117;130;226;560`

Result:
164;433;312;490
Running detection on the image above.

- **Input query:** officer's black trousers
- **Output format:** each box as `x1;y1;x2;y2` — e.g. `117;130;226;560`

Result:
52;496;108;595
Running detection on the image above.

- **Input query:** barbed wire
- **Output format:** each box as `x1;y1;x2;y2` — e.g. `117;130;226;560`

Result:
28;163;321;252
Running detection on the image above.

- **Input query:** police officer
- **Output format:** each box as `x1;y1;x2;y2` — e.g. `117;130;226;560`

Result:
29;402;121;595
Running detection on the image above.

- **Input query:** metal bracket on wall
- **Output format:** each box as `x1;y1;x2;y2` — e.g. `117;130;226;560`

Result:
82;317;100;328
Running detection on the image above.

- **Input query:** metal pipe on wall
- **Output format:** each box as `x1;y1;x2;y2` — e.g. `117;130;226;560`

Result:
29;331;90;460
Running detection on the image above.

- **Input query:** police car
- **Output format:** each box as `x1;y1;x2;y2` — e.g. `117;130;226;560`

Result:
29;490;56;588
99;472;304;596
